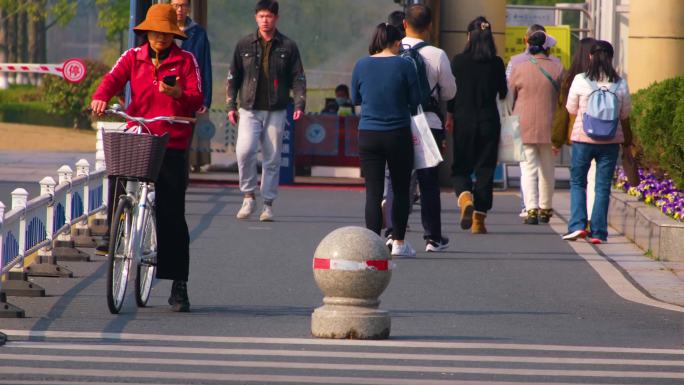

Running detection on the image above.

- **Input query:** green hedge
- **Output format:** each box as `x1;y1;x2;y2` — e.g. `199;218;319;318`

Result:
42;59;111;129
0;85;72;127
631;75;684;188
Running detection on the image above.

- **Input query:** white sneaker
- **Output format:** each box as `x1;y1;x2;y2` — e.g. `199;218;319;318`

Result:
236;198;255;219
519;208;528;218
391;241;416;257
259;205;274;222
425;237;449;252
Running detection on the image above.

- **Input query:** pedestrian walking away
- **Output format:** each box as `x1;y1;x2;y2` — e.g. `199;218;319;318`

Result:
401;4;456;252
352;22;420;257
552;37;597;227
226;0;306;222
506;24;561;220
173;0;213;173
509;30;564;225
91;3;203;312
446;16;507;234
563;40;633;244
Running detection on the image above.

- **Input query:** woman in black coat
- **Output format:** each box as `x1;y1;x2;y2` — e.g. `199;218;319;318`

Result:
446;16;507;234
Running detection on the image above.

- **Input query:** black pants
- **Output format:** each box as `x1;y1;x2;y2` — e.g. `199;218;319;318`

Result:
359;128;413;240
451;117;500;213
155;149;191;281
416;128;445;240
106;151;190;281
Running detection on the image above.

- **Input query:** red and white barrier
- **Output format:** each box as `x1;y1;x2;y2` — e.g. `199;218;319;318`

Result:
0;58;87;83
313;257;393;271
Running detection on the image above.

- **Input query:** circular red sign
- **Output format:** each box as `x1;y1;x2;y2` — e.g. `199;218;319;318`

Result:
62;58;87;83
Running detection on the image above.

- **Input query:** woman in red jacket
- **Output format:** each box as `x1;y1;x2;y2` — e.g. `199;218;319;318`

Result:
91;4;203;312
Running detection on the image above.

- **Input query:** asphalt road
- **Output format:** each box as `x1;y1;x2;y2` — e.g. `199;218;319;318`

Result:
1;186;684;384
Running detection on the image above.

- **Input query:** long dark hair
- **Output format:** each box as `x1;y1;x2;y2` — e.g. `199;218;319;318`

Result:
369;22;402;55
463;16;496;61
562;37;596;93
585;40;620;83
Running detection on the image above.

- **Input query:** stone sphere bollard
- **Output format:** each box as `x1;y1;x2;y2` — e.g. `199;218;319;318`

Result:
311;226;392;339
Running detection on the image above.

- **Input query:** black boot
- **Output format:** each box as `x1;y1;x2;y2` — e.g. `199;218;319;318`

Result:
169;280;190;312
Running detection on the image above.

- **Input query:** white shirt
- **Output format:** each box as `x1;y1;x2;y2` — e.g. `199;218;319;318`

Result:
402;37;457;129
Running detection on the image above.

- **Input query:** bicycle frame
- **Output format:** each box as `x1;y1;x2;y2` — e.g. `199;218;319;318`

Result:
123;180;154;265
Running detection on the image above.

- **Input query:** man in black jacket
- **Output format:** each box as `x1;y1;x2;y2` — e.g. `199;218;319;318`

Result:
226;0;306;222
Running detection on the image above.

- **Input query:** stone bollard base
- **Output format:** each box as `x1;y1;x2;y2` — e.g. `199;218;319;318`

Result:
312;305;390;339
0;292;25;318
25;248;74;278
1;272;46;297
72;224;97;248
89;216;109;236
53;239;91;262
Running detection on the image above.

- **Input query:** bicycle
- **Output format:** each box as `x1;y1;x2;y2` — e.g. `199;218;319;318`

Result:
101;104;194;314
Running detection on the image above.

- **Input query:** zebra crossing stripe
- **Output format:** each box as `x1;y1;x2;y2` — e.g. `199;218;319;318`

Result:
2;359;684;381
4;329;684;355
2;351;684;369
8;342;684;366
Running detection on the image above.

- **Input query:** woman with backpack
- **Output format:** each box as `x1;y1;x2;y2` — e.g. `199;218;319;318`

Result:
351;22;420;257
563;40;633;244
446;16;507;234
509;30;565;225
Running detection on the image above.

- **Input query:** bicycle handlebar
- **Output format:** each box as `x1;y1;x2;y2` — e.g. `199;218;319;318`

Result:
102;108;196;124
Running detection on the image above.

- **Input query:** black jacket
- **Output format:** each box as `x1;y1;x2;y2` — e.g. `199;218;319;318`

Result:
226;30;306;112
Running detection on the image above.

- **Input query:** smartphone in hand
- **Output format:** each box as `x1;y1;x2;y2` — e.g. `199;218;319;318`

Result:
162;75;176;87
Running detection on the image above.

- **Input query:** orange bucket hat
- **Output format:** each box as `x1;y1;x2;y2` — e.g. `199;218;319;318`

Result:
133;4;187;40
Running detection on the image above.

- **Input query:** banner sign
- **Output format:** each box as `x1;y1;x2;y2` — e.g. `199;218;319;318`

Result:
503;26;571;68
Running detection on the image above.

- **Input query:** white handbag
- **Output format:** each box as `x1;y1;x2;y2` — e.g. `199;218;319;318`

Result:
411;105;443;169
496;93;525;163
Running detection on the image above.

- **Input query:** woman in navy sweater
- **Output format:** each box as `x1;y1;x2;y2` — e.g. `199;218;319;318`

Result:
351;23;420;257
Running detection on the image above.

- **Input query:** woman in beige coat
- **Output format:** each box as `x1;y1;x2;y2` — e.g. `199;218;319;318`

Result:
509;31;564;224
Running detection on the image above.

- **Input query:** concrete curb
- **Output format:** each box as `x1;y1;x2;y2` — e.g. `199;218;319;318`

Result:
609;190;684;262
553;191;684;309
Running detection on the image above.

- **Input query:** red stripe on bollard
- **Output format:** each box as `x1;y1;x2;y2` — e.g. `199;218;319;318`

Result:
312;258;330;270
20;66;29;71
7;66;15;70
366;260;389;270
40;66;50;71
313;258;391;271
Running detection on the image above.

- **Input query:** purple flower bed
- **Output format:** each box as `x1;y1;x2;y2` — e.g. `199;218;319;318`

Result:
614;168;684;222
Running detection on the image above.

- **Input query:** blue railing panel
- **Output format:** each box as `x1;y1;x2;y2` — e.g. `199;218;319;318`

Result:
71;192;84;219
25;217;46;251
2;231;18;267
53;203;66;233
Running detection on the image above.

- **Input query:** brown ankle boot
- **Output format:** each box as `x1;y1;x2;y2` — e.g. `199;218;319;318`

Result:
457;191;474;230
471;211;487;234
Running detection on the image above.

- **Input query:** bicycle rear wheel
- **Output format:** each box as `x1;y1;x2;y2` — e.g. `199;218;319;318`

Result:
135;206;157;307
107;197;133;314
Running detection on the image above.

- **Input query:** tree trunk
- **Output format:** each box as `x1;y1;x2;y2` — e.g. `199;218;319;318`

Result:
17;9;29;84
0;9;9;89
7;11;17;84
28;1;48;85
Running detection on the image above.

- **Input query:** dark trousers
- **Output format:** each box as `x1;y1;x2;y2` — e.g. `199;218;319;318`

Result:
451;118;500;213
155;149;191;281
105;151;190;281
359;128;413;240
416;128;445;240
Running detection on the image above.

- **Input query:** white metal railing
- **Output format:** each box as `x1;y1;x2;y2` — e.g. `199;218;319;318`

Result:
0;159;107;298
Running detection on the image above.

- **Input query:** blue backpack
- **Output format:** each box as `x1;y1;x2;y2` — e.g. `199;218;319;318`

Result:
399;41;439;113
581;74;622;140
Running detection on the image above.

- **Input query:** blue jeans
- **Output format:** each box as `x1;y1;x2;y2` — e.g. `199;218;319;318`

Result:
569;142;619;240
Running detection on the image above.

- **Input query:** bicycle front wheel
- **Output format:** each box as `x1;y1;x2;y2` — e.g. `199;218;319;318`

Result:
107;197;133;314
135;206;157;307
